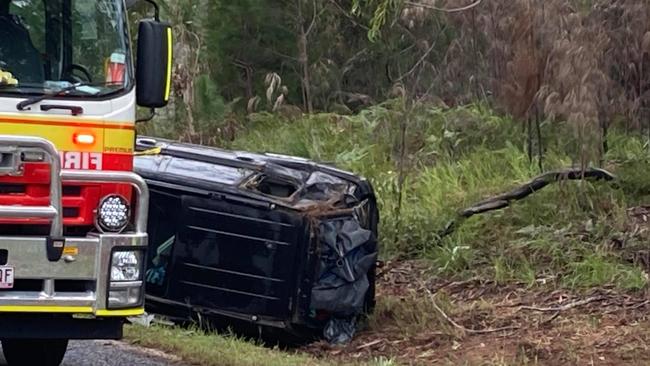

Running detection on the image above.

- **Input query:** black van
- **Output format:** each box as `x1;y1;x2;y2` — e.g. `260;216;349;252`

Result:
134;137;379;343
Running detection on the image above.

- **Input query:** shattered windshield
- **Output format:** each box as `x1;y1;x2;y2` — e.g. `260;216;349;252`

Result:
0;0;131;97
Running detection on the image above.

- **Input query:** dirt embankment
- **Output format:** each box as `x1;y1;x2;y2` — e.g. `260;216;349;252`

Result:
305;258;650;366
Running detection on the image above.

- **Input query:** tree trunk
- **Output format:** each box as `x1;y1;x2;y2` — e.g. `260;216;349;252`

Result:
535;106;544;172
298;33;313;113
527;117;533;163
297;0;313;113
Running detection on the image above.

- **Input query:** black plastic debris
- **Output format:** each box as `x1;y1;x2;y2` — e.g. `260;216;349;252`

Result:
312;220;377;344
323;316;358;345
134;137;379;344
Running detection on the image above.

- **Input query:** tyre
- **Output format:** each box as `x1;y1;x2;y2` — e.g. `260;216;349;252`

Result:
1;339;68;366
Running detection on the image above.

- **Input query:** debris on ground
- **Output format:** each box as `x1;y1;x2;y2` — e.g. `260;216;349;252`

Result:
303;206;650;364
304;259;650;364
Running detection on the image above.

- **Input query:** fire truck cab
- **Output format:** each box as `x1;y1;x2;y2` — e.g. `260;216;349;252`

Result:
0;0;171;364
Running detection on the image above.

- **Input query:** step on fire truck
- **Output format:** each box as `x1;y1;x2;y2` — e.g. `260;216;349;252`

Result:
0;0;171;364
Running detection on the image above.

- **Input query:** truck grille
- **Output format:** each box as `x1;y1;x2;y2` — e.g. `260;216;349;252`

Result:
63;186;82;196
63;207;80;218
0;184;25;194
56;280;95;293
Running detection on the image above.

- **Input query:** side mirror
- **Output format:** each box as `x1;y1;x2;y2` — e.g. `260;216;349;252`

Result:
136;20;173;109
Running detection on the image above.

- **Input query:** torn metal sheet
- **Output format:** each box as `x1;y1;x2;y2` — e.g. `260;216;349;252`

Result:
134;137;379;343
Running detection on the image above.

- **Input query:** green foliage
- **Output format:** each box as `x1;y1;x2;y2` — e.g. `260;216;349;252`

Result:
566;255;647;290
155;0;650;168
206;0;301;101
225;103;649;290
193;74;233;140
351;0;403;40
195;74;226;120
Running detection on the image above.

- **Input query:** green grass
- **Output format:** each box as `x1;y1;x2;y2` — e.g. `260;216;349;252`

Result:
221;102;650;290
124;324;325;366
124;324;398;366
565;255;648;290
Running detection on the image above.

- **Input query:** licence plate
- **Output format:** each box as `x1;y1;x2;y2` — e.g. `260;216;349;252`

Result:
0;266;14;289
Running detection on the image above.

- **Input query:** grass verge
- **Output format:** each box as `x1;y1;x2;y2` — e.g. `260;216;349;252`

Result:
124;324;400;366
124;324;327;366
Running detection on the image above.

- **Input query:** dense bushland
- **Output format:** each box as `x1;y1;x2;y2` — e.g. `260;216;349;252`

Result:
133;1;650;290
136;1;650;166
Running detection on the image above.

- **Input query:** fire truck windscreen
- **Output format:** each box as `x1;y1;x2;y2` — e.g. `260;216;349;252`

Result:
0;0;131;98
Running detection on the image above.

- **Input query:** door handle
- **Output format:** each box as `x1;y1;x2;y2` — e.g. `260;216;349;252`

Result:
40;104;84;116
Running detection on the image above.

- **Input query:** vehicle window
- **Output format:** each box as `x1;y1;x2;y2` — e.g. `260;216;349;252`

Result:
0;0;131;96
9;0;45;54
72;0;129;86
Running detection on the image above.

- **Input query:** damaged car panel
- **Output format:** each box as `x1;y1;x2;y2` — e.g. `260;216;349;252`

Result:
134;137;379;342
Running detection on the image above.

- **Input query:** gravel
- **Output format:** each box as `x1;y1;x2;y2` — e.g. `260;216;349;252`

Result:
0;340;183;366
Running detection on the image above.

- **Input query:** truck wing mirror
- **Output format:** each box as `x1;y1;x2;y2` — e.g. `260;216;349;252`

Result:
136;20;173;109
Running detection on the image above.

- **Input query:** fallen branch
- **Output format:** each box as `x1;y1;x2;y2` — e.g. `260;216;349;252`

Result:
421;282;519;334
356;339;383;350
440;167;616;238
519;296;605;312
603;299;649;314
461;168;616;219
541;311;561;325
405;0;483;13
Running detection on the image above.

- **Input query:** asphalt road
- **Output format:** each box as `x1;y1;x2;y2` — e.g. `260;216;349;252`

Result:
0;340;183;366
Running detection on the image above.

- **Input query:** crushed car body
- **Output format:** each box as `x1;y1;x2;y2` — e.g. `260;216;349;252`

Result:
133;137;379;343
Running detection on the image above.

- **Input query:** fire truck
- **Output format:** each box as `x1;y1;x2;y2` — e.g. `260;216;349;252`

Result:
0;0;171;364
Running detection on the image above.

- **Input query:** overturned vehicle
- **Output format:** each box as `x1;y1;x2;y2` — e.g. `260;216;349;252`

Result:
133;137;379;343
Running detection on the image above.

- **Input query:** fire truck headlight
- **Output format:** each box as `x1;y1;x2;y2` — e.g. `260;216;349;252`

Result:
96;195;130;233
110;250;143;282
108;250;144;309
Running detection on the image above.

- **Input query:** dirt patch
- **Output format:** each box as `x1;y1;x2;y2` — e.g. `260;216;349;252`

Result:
303;260;650;365
623;206;650;272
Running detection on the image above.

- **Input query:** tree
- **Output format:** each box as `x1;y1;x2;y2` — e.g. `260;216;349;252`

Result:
351;0;403;40
206;1;299;103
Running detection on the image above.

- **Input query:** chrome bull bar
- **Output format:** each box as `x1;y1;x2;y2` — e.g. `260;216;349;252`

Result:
0;135;149;314
0;136;63;236
0;135;149;235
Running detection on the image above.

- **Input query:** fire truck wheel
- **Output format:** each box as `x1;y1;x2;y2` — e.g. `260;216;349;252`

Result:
1;339;68;366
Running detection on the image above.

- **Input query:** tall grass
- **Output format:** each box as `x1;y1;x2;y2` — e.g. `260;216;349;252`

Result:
223;102;650;290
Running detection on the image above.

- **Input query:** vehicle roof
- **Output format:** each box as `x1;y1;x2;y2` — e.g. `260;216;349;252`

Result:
134;136;374;210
